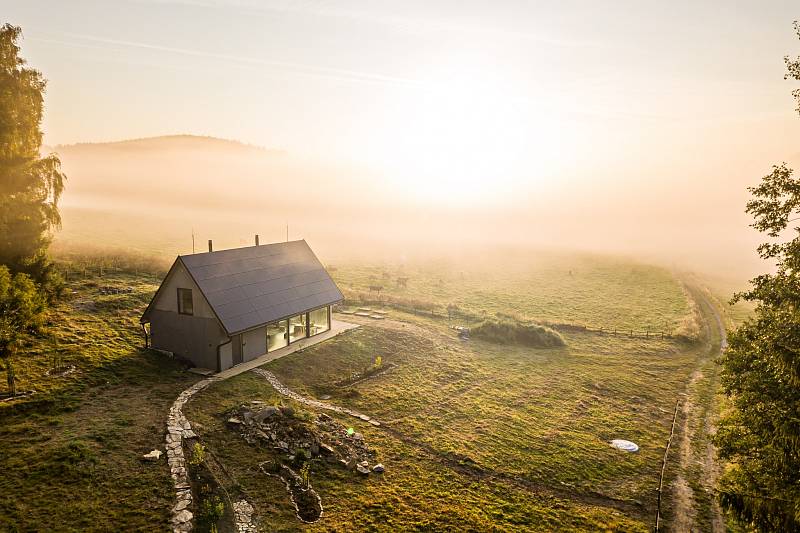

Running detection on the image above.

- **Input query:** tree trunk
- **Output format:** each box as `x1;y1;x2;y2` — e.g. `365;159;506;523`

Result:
3;357;15;396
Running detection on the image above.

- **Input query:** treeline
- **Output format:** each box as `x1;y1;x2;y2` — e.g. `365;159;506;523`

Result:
0;24;66;397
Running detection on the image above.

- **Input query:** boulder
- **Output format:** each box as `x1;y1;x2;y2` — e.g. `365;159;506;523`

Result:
254;406;280;423
372;463;385;473
142;449;162;461
171;509;193;524
319;443;335;456
356;464;370;475
172;499;191;512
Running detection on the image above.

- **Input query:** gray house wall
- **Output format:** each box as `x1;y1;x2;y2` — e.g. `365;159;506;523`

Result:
148;261;230;370
241;326;267;362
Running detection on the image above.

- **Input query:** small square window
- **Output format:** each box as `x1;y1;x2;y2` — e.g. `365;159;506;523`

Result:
177;288;193;315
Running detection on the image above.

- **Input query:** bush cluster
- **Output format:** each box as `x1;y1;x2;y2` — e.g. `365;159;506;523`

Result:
471;320;566;348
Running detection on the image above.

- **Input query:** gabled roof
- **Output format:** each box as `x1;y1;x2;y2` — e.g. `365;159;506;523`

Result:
143;240;343;335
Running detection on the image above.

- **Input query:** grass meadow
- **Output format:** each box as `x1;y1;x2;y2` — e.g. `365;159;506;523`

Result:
0;251;730;531
331;252;691;334
185;254;721;532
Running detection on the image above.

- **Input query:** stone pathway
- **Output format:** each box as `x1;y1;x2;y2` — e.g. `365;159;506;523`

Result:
167;377;262;533
233;500;257;533
167;377;218;533
251;368;381;426
163;318;359;532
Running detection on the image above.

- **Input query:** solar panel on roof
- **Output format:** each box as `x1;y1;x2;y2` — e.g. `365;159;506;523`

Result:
179;240;342;333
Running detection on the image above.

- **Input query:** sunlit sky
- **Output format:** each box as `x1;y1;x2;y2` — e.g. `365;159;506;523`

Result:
4;0;800;214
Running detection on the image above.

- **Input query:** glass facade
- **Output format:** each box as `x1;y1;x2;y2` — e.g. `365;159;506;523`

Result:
266;306;331;351
266;320;288;352
308;306;330;336
288;314;307;343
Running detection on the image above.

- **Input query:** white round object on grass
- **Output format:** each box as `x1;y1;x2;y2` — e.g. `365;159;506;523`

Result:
610;439;639;452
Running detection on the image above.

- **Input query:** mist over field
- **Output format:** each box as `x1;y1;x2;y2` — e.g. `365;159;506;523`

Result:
6;1;800;530
50;134;788;282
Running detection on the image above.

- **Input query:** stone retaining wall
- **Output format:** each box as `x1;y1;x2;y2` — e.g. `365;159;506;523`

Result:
166;378;217;533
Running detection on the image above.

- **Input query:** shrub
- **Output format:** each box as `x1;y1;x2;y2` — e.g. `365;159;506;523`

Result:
471;320;566;348
199;496;224;533
188;442;206;466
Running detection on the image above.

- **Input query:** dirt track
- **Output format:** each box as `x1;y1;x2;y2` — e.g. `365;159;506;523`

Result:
668;286;726;533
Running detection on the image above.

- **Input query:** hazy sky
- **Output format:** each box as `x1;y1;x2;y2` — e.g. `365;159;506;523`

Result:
4;1;800;275
6;1;799;173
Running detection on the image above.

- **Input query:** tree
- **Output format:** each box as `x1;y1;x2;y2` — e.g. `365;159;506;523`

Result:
714;21;800;532
0;265;45;396
0;24;65;296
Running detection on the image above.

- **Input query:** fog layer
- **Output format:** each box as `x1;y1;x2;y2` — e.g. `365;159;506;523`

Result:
52;135;795;281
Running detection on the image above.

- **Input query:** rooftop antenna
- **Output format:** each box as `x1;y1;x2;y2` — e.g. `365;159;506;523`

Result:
191;228;195;254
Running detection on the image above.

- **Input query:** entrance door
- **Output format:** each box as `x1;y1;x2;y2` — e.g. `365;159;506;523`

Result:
232;334;243;365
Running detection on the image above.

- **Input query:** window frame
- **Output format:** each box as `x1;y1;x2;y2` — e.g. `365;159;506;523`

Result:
308;306;331;337
177;288;194;316
288;313;308;344
266;319;289;352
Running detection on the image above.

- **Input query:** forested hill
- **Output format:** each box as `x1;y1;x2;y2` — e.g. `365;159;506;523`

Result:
48;134;279;155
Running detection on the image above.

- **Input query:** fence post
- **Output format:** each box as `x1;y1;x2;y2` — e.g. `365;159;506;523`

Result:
654;398;681;532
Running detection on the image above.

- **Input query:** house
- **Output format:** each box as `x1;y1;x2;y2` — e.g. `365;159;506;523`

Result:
140;239;343;372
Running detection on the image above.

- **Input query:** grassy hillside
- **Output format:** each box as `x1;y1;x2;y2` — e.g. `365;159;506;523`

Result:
333;252;692;333
0;273;199;532
183;257;711;531
0;253;717;531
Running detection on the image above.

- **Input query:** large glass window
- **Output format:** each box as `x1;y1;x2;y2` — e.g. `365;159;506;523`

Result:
308;306;330;336
177;288;193;315
267;320;288;352
288;314;307;343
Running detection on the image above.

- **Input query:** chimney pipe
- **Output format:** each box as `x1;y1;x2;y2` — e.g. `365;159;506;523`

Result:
208;240;213;253
255;234;259;246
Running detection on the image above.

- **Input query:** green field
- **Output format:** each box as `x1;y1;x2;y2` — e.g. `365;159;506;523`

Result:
0;251;728;532
331;252;692;334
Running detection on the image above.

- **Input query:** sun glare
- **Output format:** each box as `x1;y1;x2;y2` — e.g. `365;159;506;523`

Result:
366;54;572;207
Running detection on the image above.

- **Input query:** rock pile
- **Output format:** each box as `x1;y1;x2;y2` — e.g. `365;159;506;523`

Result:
230;404;378;472
99;286;134;295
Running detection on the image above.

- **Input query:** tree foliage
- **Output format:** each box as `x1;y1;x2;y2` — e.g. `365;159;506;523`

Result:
0;265;45;395
715;21;800;532
787;21;800;115
0;23;65;295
